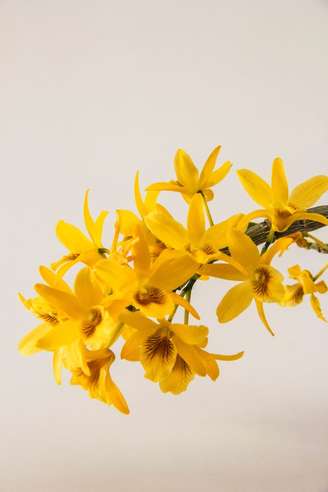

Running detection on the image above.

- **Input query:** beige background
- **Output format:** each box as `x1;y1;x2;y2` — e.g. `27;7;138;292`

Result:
1;1;328;491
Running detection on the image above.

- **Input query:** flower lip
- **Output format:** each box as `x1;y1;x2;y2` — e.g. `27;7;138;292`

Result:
134;286;166;306
82;308;103;337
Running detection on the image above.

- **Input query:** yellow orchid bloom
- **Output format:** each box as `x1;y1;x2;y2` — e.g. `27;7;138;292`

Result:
18;266;74;355
69;349;129;414
281;264;328;321
30;267;125;359
201;230;293;335
52;190;109;276
119;311;244;394
147;146;232;202
95;226;200;319
144;193;244;264
237;158;328;232
115;172;164;260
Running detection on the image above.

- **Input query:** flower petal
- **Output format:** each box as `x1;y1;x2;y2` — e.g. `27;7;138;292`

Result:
18;323;52;355
200;263;246;281
170;292;200;320
237;169;272;208
214;351;244;361
74;267;103;308
255;300;275;335
172;336;206;376
144;205;189;250
271;157;289;206
149;250;199;291
174;149;199;192
37;320;80;350
159;355;194;394
206;161;232;187
310;294;326;321
289;175;328;209
217;282;253;323
35;284;86;319
187;193;206;248
39;265;72;293
170;323;208;347
228;230;260;274
56;220;93;253
198;145;221;187
141;332;177;382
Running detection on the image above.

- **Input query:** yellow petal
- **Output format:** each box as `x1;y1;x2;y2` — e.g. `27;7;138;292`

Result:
146;182;183;193
187;194;206;248
170;292;200;320
39;266;72;293
174;149;199;192
56;220;93;253
133;226;151;277
159;355;194;394
204;213;245;250
228;230;260;274
34;284;85;319
121;331;143;361
170;323;208;347
172;336;207;376
255;300;275;335
192;347;219;380
116;209;139;236
18;323;52;355
144;205;189;250
199;263;246;281
271;157;289;206
74;267;103;308
217;282;253;323
105;372;130;415
141;332;177;382
289;175;328;209
214;351;244;361
260;237;294;265
310;294;326;321
237;169;272;208
205;161;232;187
83;190;108;247
134;171;148;217
53;349;64;384
198;145;221;187
37;320;80;350
119;310;157;334
95;258;136;293
148;250;199;291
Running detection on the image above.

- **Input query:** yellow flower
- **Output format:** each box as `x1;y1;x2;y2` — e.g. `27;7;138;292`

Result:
18;266;74;355
201;230;293;335
51;190;109;276
119;311;244;394
147;146;232;202
69;349;129;414
237;158;328;232
95;226;200;319
144;193;244;264
281;264;328;321
28;267;125;360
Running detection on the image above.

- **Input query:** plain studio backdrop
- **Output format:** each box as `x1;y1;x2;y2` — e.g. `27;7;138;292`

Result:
1;1;328;491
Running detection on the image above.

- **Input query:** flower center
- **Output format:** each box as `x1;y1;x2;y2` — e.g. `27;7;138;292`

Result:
82;308;102;337
135;286;166;306
251;267;271;297
144;331;174;362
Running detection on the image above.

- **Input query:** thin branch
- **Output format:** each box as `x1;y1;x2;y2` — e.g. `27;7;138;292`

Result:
246;205;328;253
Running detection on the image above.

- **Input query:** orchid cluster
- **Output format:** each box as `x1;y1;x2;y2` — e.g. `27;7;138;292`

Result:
19;146;328;414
